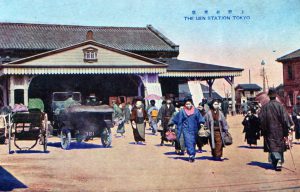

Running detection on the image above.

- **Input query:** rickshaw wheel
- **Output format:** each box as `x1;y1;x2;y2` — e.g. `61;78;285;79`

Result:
101;128;112;147
61;128;71;150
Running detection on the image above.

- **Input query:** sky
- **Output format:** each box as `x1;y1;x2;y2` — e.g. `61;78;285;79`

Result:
0;0;299;96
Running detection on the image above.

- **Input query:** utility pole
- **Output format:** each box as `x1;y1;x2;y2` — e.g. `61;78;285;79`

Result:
261;60;266;92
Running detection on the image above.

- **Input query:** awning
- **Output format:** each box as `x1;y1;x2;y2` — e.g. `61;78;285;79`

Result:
159;71;242;77
2;67;166;75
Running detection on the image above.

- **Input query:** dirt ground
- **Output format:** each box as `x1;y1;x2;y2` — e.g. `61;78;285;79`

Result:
1;114;300;192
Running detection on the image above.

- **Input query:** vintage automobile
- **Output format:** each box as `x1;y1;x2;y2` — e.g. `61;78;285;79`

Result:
52;92;114;150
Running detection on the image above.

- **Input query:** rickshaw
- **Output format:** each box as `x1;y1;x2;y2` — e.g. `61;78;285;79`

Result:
8;104;49;154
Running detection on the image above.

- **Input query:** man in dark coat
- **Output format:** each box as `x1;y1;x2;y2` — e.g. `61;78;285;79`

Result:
259;88;291;171
221;99;229;118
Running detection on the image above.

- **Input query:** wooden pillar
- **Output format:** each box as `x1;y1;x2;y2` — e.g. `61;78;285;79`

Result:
206;79;215;99
225;76;236;116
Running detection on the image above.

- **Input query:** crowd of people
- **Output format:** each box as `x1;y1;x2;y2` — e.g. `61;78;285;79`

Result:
240;88;295;171
110;88;297;170
111;96;231;163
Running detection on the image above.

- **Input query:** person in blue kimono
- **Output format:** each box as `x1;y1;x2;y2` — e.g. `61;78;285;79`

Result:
170;98;205;162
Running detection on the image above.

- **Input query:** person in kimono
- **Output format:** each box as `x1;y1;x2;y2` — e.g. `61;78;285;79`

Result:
292;96;300;142
170;98;205;162
169;102;185;155
158;99;176;146
196;102;208;152
204;99;229;161
242;108;260;147
124;102;132;124
259;88;291;171
147;100;159;135
130;100;147;144
112;101;125;137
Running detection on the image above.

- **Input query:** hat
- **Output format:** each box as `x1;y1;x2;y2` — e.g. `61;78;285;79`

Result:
267;88;277;97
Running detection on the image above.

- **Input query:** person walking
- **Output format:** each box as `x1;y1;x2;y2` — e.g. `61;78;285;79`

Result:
242;108;260;147
124;102;132;124
169;102;185;155
259;88;291;171
112;101;125;137
221;98;229;118
147;100;159;135
170;98;205;162
204;99;229;161
158;99;175;146
292;96;300;142
241;100;249;116
196;102;208;152
130;100;147;144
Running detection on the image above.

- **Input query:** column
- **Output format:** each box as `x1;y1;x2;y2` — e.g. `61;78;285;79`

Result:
224;76;236;116
24;88;29;106
231;78;236;115
9;89;14;107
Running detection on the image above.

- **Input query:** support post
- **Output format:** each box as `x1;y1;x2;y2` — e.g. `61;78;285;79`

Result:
206;79;215;99
225;76;236;116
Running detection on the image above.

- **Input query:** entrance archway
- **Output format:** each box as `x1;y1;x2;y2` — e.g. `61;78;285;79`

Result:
28;74;142;117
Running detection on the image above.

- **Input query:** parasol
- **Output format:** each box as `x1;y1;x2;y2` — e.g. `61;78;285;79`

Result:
144;94;162;100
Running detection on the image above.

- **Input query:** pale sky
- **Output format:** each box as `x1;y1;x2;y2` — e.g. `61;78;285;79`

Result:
0;0;299;96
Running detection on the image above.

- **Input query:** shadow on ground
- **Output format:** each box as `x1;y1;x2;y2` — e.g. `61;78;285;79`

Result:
238;145;264;149
13;150;50;154
247;161;273;170
168;155;229;162
0;166;27;191
47;142;108;149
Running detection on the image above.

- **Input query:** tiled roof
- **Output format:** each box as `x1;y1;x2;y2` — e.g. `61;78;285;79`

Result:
0;22;179;53
277;49;300;62
158;58;243;72
235;84;262;91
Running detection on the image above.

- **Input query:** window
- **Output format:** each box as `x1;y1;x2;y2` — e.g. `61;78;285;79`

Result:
288;65;293;80
83;47;98;62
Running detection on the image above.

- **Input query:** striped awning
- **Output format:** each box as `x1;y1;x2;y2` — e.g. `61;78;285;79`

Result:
2;67;166;75
159;71;242;77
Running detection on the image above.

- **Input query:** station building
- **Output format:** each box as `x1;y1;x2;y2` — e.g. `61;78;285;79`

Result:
0;23;243;115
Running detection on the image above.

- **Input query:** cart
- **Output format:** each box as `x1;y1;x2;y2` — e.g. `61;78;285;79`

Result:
8;110;48;153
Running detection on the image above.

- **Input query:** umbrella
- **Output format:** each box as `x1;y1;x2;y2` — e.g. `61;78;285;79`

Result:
144;94;161;100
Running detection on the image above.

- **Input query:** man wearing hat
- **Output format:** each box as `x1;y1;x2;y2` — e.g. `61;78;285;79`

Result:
259;88;291;171
292;95;300;141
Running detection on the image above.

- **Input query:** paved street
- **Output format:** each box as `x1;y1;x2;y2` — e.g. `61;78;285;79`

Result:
1;114;300;192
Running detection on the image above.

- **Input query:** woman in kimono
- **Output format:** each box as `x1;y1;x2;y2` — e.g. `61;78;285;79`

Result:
204;99;229;161
171;98;205;162
130;100;147;144
242;108;260;147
